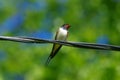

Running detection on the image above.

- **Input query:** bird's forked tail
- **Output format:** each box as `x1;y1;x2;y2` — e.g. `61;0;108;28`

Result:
45;56;52;66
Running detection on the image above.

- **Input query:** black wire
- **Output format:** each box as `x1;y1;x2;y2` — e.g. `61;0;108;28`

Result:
0;36;120;51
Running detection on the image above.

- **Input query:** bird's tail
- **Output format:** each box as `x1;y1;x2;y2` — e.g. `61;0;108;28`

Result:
45;56;52;66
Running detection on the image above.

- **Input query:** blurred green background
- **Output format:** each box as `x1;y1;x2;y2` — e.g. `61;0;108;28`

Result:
0;0;120;80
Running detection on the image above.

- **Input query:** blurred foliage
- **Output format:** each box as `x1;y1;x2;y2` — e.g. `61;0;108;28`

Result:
0;0;120;80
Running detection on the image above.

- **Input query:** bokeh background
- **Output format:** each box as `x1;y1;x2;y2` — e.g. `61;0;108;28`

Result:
0;0;120;80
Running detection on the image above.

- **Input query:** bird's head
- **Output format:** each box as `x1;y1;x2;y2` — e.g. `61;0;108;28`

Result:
62;24;70;30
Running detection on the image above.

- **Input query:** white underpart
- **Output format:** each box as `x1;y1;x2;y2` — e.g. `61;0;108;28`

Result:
56;27;68;41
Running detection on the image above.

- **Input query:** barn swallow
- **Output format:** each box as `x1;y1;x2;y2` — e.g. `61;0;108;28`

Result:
45;24;70;65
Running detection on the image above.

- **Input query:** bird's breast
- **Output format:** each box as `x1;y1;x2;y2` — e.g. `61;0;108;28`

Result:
56;28;68;41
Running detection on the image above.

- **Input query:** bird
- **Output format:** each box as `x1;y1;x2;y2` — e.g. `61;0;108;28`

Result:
45;24;70;65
